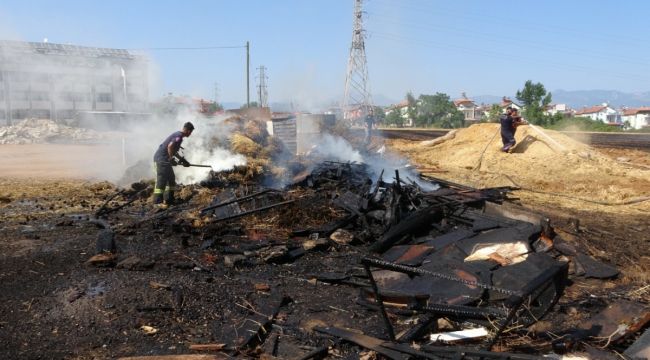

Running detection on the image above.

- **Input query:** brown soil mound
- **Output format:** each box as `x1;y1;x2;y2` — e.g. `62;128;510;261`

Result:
389;123;650;215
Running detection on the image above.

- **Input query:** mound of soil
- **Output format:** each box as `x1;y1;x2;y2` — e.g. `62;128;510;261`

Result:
390;123;650;215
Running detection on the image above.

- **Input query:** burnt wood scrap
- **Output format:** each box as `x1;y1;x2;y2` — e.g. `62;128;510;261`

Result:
361;256;569;346
314;326;410;360
75;160;644;358
315;326;544;360
200;188;294;223
95;181;152;218
213;293;291;351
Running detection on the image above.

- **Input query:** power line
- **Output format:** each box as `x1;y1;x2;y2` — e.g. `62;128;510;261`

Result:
365;11;650;67
367;30;650;82
126;45;246;51
368;0;650;46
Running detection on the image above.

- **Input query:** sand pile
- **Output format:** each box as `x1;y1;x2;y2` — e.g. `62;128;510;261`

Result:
389;123;650;213
0;118;107;144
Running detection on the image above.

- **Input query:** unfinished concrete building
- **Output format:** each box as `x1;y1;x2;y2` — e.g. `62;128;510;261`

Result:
0;40;149;125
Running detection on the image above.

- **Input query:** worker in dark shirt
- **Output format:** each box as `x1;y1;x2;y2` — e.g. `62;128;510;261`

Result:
500;107;516;152
364;107;375;146
500;107;525;152
152;122;194;207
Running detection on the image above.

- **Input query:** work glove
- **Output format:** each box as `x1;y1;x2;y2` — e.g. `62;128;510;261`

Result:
180;157;191;167
170;158;178;166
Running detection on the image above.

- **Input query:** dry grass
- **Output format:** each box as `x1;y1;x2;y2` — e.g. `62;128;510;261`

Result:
230;133;263;157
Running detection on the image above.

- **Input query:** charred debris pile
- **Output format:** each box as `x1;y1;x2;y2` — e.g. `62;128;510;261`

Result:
92;160;648;359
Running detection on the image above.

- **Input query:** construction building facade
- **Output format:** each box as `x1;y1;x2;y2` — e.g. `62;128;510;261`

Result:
0;40;149;125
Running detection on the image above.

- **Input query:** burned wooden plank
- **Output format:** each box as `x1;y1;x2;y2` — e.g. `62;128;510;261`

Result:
333;190;364;214
580;300;650;344
370;205;445;253
199;189;273;215
188;344;226;351
574;253;619;279
397;314;438;342
381;244;435;266
296;345;328;360
118;355;225;360
624;327;650;360
214;294;291;350
416;344;542;359
209;200;295;223
416;228;474;249
313;326;409;360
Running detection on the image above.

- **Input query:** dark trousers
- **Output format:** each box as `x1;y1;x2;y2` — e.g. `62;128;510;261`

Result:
500;128;516;151
364;125;372;145
153;160;176;204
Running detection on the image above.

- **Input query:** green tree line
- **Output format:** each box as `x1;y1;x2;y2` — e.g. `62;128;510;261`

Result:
384;91;464;128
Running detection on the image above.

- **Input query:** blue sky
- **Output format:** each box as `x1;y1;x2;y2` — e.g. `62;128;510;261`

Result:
1;0;649;106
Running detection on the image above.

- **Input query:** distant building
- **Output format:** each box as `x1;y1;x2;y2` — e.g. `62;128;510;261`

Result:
156;94;219;115
574;103;620;124
475;104;494;122
500;96;522;111
545;103;570;116
385;99;412;127
621;107;650;129
0;40;149;125
453;93;479;124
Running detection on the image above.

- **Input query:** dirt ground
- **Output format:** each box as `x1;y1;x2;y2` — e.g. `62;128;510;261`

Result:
0;144;124;180
0;177;383;359
1;136;649;359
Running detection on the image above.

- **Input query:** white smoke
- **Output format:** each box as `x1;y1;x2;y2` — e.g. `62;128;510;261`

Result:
308;133;363;163
119;108;246;185
306;132;438;191
173;110;246;184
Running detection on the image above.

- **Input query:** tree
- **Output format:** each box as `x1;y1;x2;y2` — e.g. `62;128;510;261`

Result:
240;101;259;109
372;105;386;124
406;91;418;126
207;102;223;113
486;104;502;123
516;80;552;125
415;93;464;128
384;108;404;127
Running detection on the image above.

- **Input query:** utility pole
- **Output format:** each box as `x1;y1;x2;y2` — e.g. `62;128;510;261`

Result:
246;41;250;108
342;0;373;121
257;65;268;108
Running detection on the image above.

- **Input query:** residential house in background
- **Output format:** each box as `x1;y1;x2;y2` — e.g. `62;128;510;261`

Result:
385;99;412;127
475;104;494;122
544;103;572;117
621;107;650;129
500;96;522;111
574;103;620;124
453;93;480;124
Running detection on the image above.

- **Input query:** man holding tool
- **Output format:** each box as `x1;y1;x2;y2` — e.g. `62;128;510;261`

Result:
152;122;194;208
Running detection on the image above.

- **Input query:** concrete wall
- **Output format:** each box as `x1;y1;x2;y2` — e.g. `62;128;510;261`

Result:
296;114;335;153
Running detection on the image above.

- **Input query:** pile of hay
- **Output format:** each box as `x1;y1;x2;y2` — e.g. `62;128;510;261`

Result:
208;116;292;183
389;123;650;214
